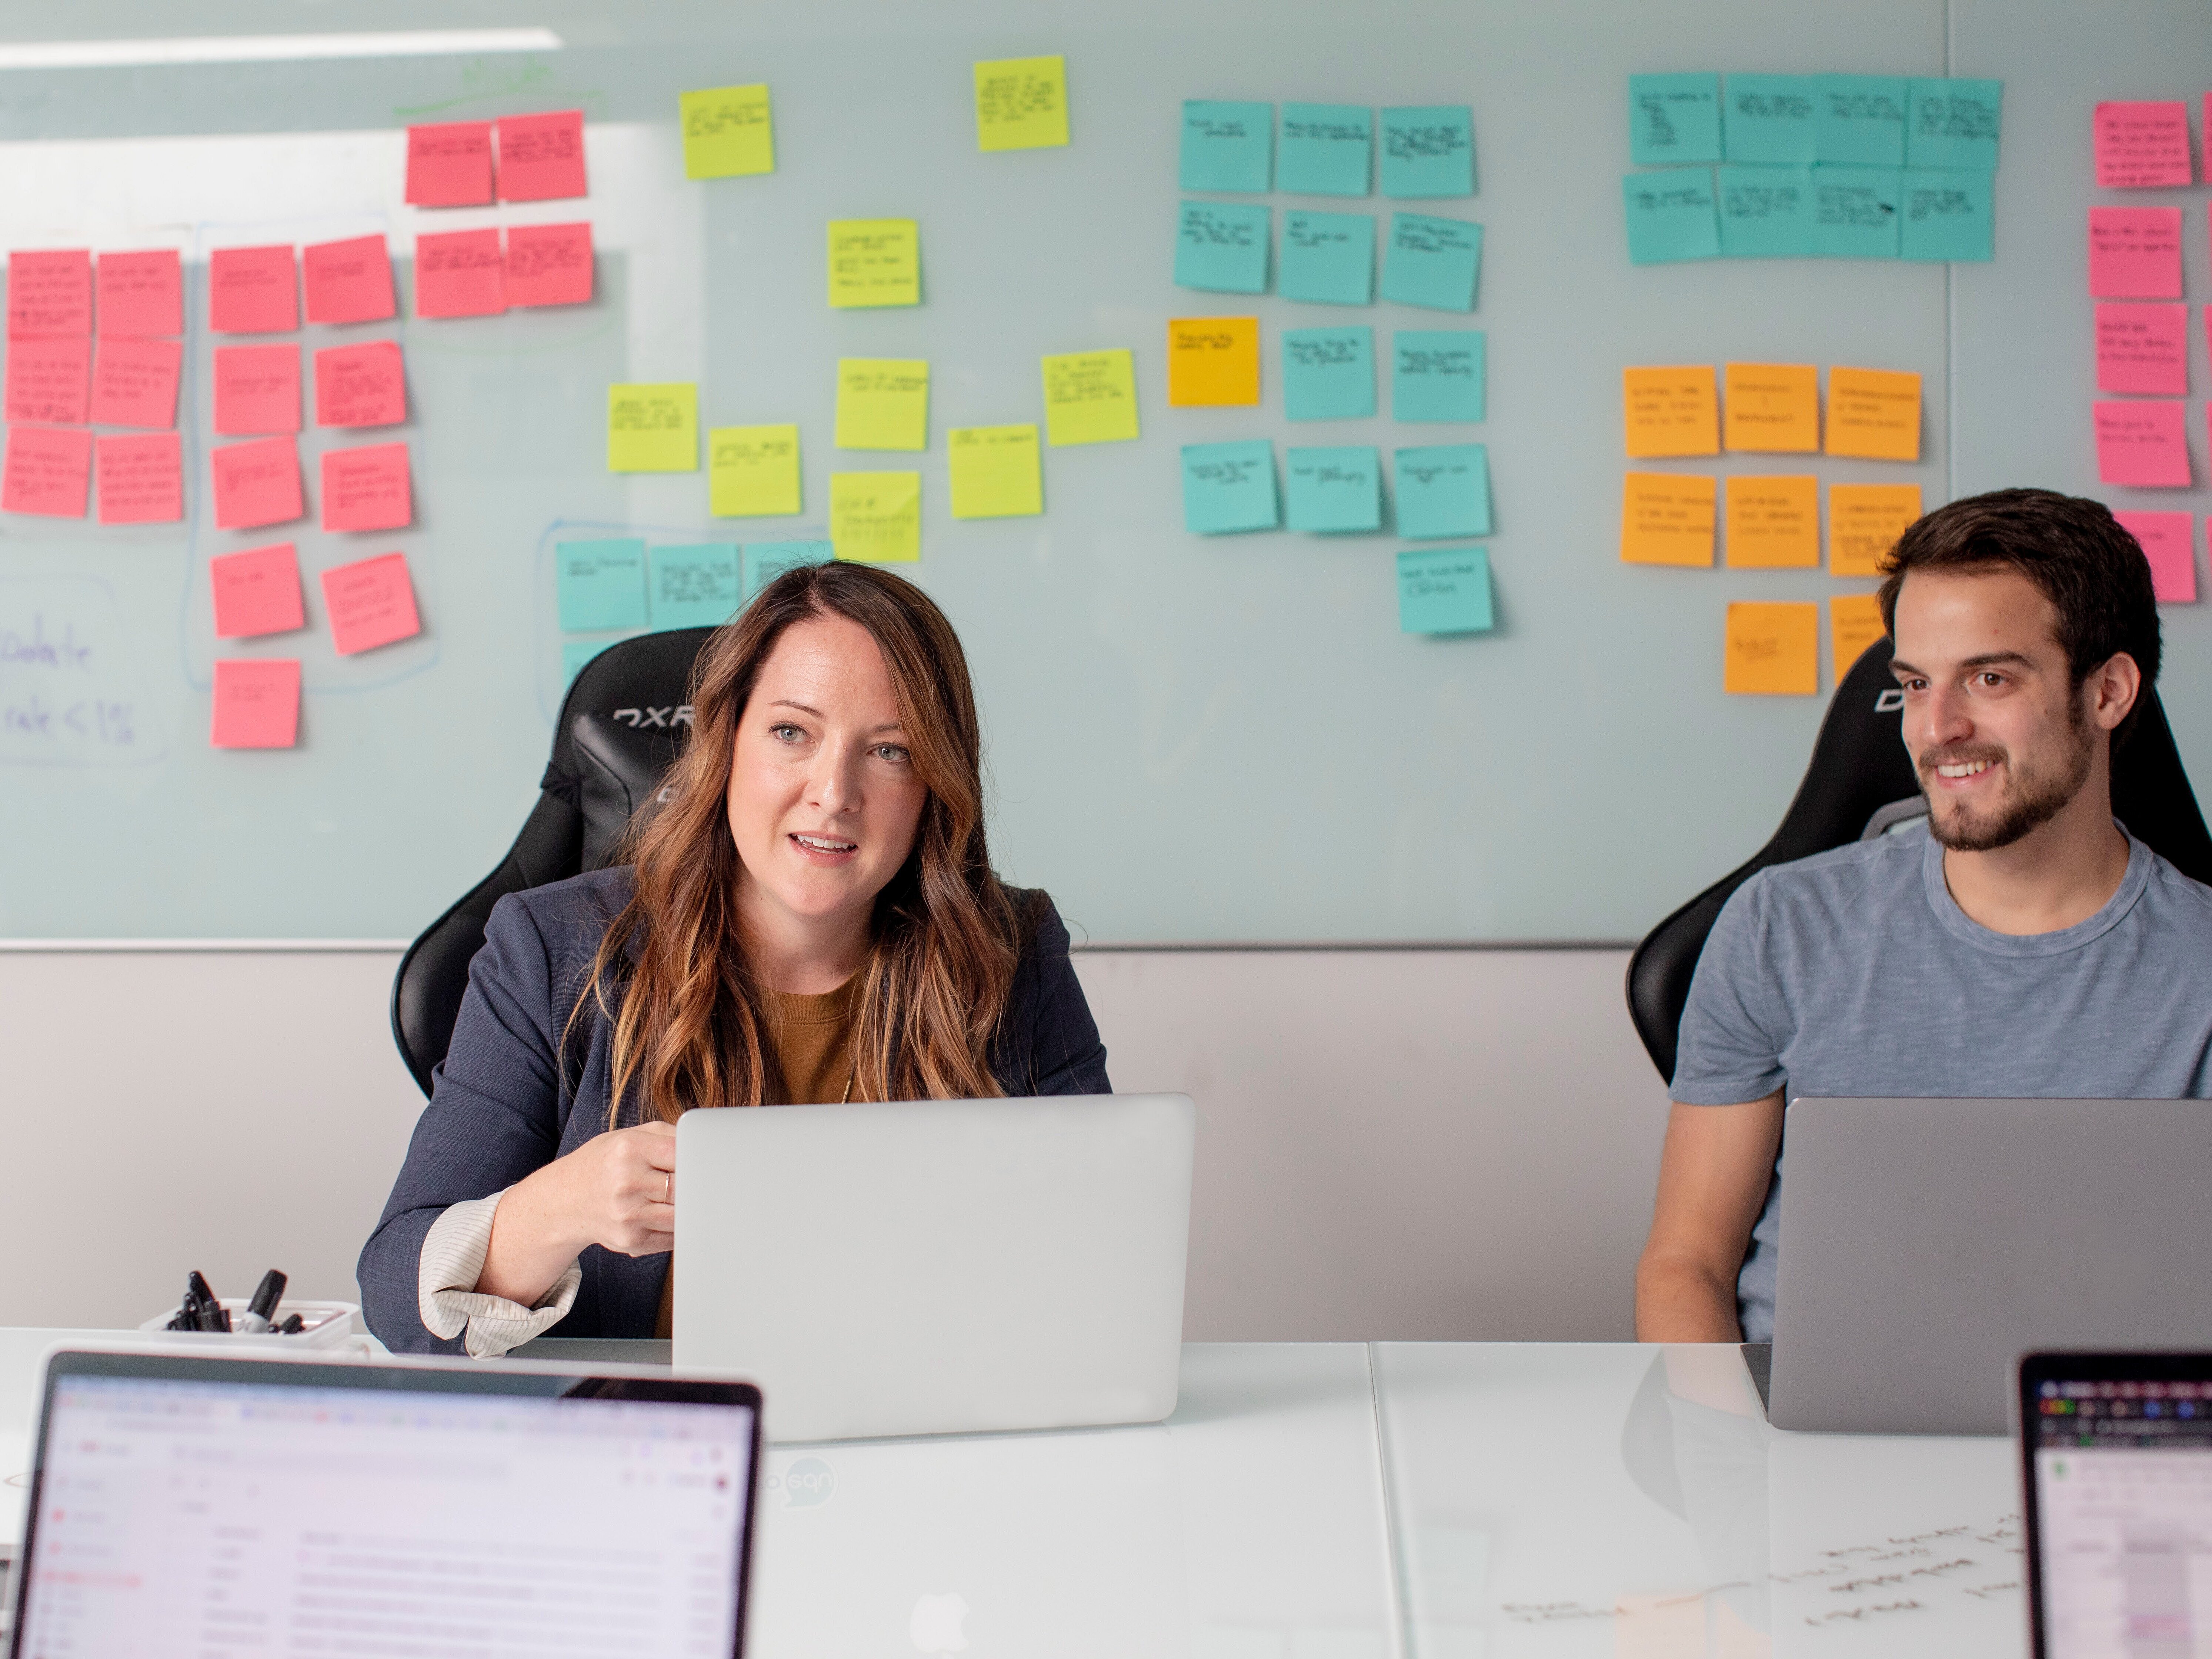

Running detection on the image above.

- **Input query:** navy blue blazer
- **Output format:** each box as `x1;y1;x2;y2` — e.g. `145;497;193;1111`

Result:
360;867;1112;1353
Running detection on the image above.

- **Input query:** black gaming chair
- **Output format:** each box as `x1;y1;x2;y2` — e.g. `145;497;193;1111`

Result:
1626;637;2212;1085
390;629;715;1095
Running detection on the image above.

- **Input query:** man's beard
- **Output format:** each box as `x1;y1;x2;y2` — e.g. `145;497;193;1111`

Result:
1919;700;2094;852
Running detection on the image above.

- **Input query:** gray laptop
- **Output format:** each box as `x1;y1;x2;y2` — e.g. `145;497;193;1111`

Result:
674;1093;1195;1442
1765;1097;2212;1435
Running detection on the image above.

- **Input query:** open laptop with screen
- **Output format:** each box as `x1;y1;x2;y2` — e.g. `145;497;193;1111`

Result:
3;1347;761;1658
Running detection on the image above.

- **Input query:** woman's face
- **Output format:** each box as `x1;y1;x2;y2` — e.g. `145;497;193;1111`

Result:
726;613;928;938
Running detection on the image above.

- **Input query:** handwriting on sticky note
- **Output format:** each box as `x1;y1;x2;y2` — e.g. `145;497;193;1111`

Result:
2089;208;2183;299
607;383;698;472
557;540;648;631
1381;212;1481;311
2114;510;2196;603
8;250;91;339
1825;367;1921;461
213;345;301;437
1624;367;1719;457
1379;106;1475;199
210;543;303;638
1828;483;1922;575
835;359;930;452
2;426;91;517
1724;362;1820;453
1181;100;1273;193
2095;400;2191;487
1285;445;1382;534
1181;440;1278;534
974;55;1068;151
1168;317;1261;408
415;229;506;318
496;110;587;201
1393;331;1484;423
1724;474;1820;567
1398;545;1494;636
948;425;1042;519
321;442;412;533
210;436;300;530
1725;602;1819;695
2096;303;2188;396
1393;443;1490;540
2095;101;2192;189
94;432;182;525
5;337;89;425
1830;593;1888;672
506;223;593;308
1175;201;1271;294
96;249;181;340
407;120;494;206
314;342;406;429
1282;326;1375;421
210;658;300;750
303;234;395;326
1041;349;1139;446
830;471;922;562
1620;473;1716;566
648;544;741;630
209;245;296;334
322;551;421;654
89;338;181;430
682;84;774;178
828;219;920;308
710;424;802;516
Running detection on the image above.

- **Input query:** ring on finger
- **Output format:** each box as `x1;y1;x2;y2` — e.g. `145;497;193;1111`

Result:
664;1172;672;1206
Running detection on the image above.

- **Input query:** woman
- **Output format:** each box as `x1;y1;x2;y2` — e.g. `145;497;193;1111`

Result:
360;563;1111;1355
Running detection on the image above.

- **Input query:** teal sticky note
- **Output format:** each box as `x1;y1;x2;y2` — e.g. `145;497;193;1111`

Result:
1379;106;1475;198
1899;168;1994;262
1394;444;1491;539
1279;103;1372;196
1285;445;1381;533
742;539;832;600
563;637;628;684
1280;211;1374;304
1176;201;1270;294
1181;440;1278;534
1282;326;1375;420
1908;78;2001;172
1816;75;1907;166
1392;331;1484;423
1623;171;1719;264
556;538;648;631
1813;166;1902;258
1724;74;1818;164
1381;213;1481;311
1716;165;1813;257
649;543;741;630
1181;100;1273;192
1629;73;1723;166
1398;545;1494;635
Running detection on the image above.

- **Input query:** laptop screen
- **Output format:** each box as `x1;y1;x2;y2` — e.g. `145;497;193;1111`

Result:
11;1366;757;1658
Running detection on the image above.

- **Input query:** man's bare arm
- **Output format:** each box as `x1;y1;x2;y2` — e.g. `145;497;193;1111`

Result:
1635;1092;1785;1342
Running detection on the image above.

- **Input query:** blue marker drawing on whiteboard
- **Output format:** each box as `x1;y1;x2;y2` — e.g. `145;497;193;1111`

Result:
0;575;167;767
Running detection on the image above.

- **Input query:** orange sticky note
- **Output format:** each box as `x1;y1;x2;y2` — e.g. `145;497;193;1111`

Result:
1167;317;1261;407
1623;366;1719;458
1723;362;1819;453
1828;482;1922;576
1825;366;1922;461
321;551;421;655
1621;472;1716;566
1724;601;1819;695
1830;592;1888;675
1723;474;1819;568
210;658;300;749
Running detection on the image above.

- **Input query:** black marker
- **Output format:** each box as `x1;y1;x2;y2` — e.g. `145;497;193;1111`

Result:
238;1269;287;1335
276;1313;304;1335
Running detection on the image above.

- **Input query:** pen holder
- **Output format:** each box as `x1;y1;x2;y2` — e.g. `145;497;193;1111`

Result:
137;1299;363;1352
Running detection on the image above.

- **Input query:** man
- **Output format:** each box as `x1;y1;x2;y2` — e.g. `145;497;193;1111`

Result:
1637;488;2212;1342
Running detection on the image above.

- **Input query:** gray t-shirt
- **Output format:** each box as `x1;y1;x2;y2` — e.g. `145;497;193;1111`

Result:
1672;824;2212;1341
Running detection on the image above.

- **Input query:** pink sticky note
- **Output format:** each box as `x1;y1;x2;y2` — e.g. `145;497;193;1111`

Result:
302;234;396;326
212;344;301;436
313;341;406;428
2095;400;2192;487
210;541;305;638
8;250;91;339
2096;303;2189;396
4;337;90;425
2094;101;2193;189
2;425;92;517
2114;510;2196;603
209;245;298;334
211;658;300;749
414;230;506;319
90;338;183;429
406;120;495;207
96;250;182;340
321;441;411;533
321;550;422;655
505;221;594;308
211;435;303;530
496;110;588;202
94;431;183;525
2089;208;2183;299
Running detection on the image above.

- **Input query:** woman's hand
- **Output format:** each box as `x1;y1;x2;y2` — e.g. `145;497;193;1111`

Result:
478;1121;678;1306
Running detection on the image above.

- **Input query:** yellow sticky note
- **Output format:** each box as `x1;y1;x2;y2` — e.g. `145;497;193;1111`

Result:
1621;472;1716;567
681;84;774;179
835;359;930;451
1723;474;1820;568
948;425;1042;518
974;55;1069;151
1041;349;1140;446
708;424;801;516
830;471;921;563
1826;366;1922;461
1831;592;1888;675
607;383;698;473
1723;362;1820;454
1168;317;1261;407
1623;366;1719;458
1725;601;1819;695
1829;482;1923;575
827;219;920;308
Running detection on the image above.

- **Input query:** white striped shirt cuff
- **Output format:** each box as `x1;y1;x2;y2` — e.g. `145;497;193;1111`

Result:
418;1190;583;1360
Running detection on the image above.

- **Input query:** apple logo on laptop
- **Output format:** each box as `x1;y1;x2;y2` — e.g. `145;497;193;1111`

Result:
909;1592;969;1655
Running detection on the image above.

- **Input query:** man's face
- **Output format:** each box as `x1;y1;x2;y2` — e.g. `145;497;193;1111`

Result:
1888;568;2096;852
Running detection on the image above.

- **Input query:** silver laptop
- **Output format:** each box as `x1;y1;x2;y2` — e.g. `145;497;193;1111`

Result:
1766;1097;2212;1435
674;1093;1195;1442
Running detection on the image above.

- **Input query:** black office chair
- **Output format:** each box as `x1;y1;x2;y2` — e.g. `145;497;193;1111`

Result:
390;628;715;1095
1625;636;2212;1085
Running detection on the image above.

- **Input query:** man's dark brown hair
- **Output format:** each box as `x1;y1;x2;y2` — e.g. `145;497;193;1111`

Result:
1878;487;2162;741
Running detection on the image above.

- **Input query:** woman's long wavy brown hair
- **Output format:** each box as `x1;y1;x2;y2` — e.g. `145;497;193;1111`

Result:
576;562;1025;1125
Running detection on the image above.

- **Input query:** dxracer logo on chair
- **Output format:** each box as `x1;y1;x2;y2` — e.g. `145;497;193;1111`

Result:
611;705;694;729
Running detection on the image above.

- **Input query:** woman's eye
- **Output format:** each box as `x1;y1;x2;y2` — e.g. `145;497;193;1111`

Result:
770;724;804;742
875;744;910;764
